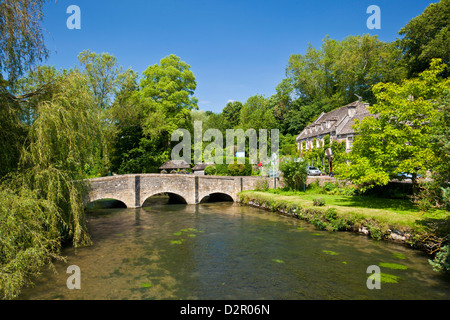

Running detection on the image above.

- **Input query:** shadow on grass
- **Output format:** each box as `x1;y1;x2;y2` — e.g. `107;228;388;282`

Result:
331;196;418;213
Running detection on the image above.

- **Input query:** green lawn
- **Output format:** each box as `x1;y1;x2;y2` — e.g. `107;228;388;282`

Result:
239;189;449;235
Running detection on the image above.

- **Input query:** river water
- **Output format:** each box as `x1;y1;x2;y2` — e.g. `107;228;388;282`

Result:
18;197;450;300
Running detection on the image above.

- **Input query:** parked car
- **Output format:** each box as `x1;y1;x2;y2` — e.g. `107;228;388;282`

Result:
307;166;321;176
398;172;421;179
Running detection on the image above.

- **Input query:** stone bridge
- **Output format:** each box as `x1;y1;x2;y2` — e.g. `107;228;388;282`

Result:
84;174;278;208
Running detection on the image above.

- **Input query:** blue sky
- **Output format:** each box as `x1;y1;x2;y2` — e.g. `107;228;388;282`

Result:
41;0;435;113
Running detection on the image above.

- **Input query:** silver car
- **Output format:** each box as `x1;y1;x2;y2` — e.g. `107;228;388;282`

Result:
307;166;321;176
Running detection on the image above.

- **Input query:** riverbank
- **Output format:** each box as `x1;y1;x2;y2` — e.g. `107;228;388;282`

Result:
238;190;449;265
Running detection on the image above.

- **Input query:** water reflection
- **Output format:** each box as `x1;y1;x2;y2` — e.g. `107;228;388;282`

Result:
18;200;450;300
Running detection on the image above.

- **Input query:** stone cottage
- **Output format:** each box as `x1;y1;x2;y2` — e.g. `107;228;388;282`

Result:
296;100;372;155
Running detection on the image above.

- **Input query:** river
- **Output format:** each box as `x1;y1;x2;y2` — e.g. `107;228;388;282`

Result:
18;196;450;300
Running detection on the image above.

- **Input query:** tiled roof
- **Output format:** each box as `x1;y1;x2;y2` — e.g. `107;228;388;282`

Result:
296;100;371;141
339;112;371;135
159;160;191;170
192;163;214;171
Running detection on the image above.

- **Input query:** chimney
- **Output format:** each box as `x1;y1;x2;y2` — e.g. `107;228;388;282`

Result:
347;104;356;118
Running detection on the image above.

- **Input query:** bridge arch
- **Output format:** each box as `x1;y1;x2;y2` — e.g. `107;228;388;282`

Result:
200;192;234;203
140;191;188;207
86;198;128;209
198;191;235;203
84;196;131;209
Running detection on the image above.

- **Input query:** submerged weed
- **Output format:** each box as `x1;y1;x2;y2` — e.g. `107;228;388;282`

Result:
272;259;285;264
379;262;408;270
322;250;339;256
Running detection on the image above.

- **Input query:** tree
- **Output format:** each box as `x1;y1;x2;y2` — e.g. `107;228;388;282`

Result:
0;0;49;83
139;54;197;139
1;70;105;299
398;0;450;77
111;55;198;173
337;59;450;194
222;101;243;129
0;0;51;177
286;34;406;110
239;94;277;132
415;89;450;209
78;49;124;111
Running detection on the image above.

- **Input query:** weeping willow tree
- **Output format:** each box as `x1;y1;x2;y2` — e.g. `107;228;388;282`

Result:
0;70;106;299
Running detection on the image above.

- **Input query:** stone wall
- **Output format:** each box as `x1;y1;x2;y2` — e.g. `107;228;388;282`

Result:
85;174;277;207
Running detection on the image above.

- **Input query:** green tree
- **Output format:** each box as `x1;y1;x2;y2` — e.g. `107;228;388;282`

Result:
0;0;51;177
337;59;449;194
1;70;105;299
139;54;197;139
415;89;450;209
239;94;277;132
111;55;198;173
78;49;123;111
0;0;48;83
398;0;450;77
222;101;243;129
287;34;406;110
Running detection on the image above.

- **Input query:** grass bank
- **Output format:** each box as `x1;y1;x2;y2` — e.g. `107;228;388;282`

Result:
238;189;449;257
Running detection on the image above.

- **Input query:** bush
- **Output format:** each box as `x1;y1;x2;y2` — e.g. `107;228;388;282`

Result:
322;182;338;193
429;244;450;273
204;165;216;175
214;156;252;176
255;179;269;191
227;163;252;176
313;197;326;206
279;158;308;191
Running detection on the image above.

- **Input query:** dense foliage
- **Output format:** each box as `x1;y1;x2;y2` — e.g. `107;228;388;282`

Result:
336;59;449;195
279;158;308;191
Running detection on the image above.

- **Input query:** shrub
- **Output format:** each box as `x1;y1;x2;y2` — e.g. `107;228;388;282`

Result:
227;163;251;176
429;244;450;273
214;156;252;176
255;179;269;191
322;182;338;193
324;207;338;221
204;165;216;175
279;158;308;191
313;197;326;206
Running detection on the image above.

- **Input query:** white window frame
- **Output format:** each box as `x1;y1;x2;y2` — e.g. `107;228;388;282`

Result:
347;135;354;150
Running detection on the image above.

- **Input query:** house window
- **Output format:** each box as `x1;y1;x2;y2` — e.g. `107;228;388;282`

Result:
327;121;330;129
347;135;354;150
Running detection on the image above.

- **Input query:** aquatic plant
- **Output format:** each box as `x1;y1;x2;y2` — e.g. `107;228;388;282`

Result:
140;282;152;288
380;273;400;284
322;250;339;256
392;253;406;259
272;259;285;264
379;262;408;270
